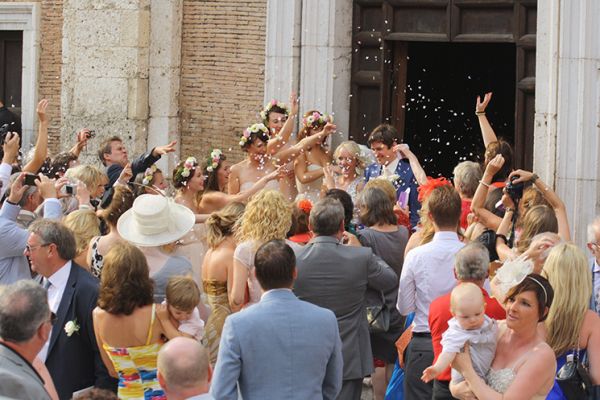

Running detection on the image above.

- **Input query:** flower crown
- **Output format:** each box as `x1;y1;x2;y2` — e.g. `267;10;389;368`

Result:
260;99;289;122
180;156;197;178
302;111;333;128
206;149;223;173
239;123;269;147
142;164;158;186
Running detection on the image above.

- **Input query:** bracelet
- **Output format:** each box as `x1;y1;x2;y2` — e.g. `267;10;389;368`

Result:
478;180;490;188
496;234;508;244
5;199;18;206
530;173;539;183
475;111;486;116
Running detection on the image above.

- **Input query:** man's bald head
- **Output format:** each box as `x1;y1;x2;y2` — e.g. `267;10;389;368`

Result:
157;337;210;395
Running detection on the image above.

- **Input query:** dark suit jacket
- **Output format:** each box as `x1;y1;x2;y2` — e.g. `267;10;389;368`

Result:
364;158;420;227
293;236;398;381
44;263;117;399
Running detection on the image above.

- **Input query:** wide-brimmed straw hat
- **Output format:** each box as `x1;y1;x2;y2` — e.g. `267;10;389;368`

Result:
117;194;195;247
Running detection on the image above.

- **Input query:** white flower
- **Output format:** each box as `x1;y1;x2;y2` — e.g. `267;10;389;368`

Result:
181;169;190;178
206;166;213;172
494;256;533;300
64;319;80;337
239;140;245;146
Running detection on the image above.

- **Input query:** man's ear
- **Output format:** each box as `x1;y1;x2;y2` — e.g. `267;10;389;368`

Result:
292;267;298;280
207;364;213;383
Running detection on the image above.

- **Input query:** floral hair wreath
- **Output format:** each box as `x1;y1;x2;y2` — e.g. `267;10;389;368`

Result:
206;149;223;173
239;123;269;147
259;99;289;122
302;111;333;128
180;156;197;178
142;164;158;186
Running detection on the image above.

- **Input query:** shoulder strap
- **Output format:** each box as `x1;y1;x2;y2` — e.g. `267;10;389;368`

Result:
146;303;156;345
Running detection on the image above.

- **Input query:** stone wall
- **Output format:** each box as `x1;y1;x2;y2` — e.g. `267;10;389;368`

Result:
179;0;267;163
3;0;63;155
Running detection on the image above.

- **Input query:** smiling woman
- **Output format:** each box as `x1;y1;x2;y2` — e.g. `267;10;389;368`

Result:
451;273;556;400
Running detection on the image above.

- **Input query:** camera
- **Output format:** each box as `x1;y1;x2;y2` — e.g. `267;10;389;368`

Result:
505;175;524;202
65;184;77;196
0;123;11;143
86;130;96;139
24;174;37;186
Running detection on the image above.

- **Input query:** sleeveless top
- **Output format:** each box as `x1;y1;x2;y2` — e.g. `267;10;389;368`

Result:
485;343;547;399
103;304;165;400
90;236;103;278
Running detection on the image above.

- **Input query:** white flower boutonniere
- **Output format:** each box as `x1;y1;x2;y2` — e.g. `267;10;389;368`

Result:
64;319;80;337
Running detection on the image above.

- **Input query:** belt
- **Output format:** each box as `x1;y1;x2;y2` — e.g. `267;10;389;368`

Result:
412;332;431;338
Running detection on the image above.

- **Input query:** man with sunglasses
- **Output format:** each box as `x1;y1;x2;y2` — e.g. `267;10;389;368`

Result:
0;280;53;399
26;219;117;399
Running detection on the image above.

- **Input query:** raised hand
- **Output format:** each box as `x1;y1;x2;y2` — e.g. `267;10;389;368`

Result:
117;163;133;185
508;169;534;184
153;140;177;157
7;173;29;204
475;92;492;113
36;174;58;199
484;154;505;177
289;92;299;116
2;132;20;163
36;99;49;124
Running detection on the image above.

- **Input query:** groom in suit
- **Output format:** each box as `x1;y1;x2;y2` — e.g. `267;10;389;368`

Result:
211;239;343;400
26;219;117;399
364;123;420;227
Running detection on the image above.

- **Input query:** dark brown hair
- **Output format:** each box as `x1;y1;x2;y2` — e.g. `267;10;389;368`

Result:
427;185;462;229
97;242;154;315
484;139;513;182
367;124;397;148
99;185;134;227
97;136;122;166
505;273;554;322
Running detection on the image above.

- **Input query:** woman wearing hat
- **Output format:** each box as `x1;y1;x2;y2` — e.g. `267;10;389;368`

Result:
118;193;196;303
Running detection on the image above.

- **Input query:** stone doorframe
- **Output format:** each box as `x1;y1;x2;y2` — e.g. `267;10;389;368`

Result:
0;2;40;148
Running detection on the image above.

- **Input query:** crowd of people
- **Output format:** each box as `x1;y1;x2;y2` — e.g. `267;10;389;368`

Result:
0;91;598;400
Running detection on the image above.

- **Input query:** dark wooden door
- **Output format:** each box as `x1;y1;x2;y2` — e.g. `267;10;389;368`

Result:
0;31;23;116
350;0;537;170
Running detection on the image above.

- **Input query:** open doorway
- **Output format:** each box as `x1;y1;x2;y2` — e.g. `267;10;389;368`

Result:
392;42;516;178
0;30;23;116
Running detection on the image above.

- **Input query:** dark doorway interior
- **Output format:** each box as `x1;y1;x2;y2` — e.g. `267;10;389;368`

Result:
398;42;515;178
0;30;23;116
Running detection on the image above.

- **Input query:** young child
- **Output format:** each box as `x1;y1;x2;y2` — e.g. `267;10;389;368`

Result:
422;282;498;383
164;276;205;341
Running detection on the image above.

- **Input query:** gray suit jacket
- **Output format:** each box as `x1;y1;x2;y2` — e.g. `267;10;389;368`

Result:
293;235;398;380
211;289;343;400
0;343;51;400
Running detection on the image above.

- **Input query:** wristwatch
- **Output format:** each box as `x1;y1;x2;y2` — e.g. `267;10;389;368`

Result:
530;173;539;183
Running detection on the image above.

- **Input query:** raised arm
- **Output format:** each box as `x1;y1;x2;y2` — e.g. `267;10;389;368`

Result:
227;164;241;195
394;144;427;186
475;92;498;148
508;170;571;242
267;92;298;155
23;99;49;173
68;129;93;158
495;193;516;262
471;154;504;230
294;152;325;184
274;122;336;165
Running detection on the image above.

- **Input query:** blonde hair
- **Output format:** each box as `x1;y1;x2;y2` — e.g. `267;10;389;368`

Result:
206;203;245;248
516;205;558;254
364;179;396;204
333;141;366;172
63;209;101;256
235;190;292;246
543;243;592;355
166;276;200;312
65;164;107;191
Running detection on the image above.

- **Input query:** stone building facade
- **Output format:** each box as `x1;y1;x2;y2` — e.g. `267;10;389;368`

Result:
2;0;599;246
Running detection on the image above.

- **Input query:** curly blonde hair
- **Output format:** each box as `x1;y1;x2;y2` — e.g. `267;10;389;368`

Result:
235;190;292;247
542;243;592;355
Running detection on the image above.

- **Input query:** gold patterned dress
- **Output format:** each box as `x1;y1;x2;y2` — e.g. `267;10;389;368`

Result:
103;304;165;399
203;279;231;365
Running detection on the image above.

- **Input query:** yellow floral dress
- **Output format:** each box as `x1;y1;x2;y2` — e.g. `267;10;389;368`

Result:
103;304;165;399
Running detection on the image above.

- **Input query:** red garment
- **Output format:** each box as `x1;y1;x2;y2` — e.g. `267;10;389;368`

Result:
428;286;506;382
491;181;506;189
460;199;472;230
288;232;312;245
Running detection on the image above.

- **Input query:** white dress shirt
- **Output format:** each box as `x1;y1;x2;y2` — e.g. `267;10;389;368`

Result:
397;231;464;332
38;261;72;362
382;154;400;177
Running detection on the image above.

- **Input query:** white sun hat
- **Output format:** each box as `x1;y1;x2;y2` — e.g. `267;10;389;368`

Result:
117;194;195;247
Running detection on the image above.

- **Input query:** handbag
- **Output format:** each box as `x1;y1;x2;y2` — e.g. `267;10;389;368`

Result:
366;291;390;333
556;347;593;399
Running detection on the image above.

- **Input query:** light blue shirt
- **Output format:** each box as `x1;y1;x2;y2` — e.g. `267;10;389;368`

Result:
592;259;600;314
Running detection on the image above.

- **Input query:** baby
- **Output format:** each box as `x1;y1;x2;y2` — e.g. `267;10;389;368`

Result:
422;282;498;383
164;276;205;341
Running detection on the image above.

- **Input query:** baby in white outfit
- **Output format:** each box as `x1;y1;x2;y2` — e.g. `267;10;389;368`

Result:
422;282;498;383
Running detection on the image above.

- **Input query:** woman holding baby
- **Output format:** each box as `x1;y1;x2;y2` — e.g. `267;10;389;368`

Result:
450;273;556;399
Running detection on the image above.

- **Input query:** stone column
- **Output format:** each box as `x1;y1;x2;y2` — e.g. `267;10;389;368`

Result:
61;0;151;162
299;0;352;148
264;0;301;103
535;0;600;245
148;0;182;172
